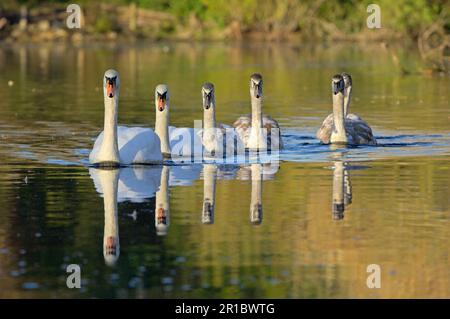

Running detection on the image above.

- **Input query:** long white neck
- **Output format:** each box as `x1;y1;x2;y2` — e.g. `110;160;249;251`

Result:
155;108;170;156
249;96;266;149
203;98;216;129
332;161;345;220
331;92;347;144
155;166;170;235
100;169;120;265
344;86;352;117
98;95;120;164
202;164;217;224
250;164;263;224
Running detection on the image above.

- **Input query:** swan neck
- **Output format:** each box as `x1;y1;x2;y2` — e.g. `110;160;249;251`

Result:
101;96;120;162
204;100;216;129
344;86;352;117
155;109;170;155
332;92;347;142
251;96;263;128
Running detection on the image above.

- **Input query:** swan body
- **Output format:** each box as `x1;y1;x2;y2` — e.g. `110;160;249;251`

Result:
316;74;376;145
233;74;282;151
89;70;163;166
316;114;376;145
90;126;163;165
234;114;282;150
169;126;203;157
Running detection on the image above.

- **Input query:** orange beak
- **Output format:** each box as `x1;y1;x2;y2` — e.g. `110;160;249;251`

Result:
158;98;165;111
106;83;114;98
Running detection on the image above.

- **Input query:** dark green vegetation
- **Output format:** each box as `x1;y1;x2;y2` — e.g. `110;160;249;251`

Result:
1;0;448;41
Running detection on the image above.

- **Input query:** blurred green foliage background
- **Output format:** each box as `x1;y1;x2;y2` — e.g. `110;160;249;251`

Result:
1;0;448;40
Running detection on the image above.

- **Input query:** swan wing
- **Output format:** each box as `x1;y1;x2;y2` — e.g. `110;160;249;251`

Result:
345;118;377;145
117;126;162;164
345;119;376;145
316;113;334;144
89;131;105;163
169;126;203;157
262;114;283;150
233;115;251;148
346;113;362;121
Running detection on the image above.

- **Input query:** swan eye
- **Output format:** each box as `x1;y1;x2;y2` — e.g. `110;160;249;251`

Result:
158;92;167;99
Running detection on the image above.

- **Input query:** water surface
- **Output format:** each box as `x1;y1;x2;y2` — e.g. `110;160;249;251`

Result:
0;42;449;298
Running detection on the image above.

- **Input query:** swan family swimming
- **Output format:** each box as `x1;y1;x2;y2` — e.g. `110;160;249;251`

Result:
89;69;376;166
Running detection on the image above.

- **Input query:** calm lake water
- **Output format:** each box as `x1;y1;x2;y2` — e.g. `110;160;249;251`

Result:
0;42;449;298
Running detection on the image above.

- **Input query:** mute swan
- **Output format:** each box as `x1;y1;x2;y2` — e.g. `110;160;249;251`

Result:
89;69;163;166
233;74;283;151
200;82;236;157
154;84;202;159
316;74;377;145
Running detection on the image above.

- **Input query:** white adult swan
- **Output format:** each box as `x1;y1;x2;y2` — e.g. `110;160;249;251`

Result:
154;84;202;159
89;69;163;166
316;74;377;145
233;73;283;151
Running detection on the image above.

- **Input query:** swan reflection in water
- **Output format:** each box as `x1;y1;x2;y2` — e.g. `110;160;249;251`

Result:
202;164;217;224
90;160;280;265
236;162;279;225
90;165;173;266
331;160;352;220
155;166;170;235
200;162;279;225
95;169;121;267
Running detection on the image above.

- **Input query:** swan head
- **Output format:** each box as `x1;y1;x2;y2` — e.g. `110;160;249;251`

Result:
250;73;263;99
202;82;215;110
341;73;352;88
332;74;345;95
103;69;120;99
103;235;120;266
155;84;169;112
